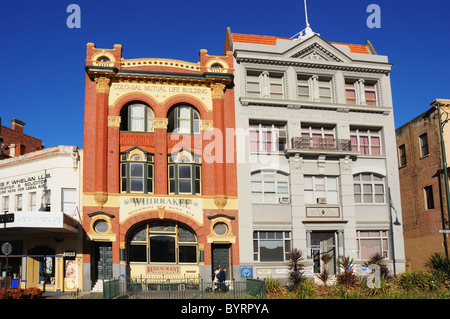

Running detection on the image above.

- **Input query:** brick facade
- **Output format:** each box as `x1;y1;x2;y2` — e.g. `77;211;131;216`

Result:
0;118;43;159
82;43;238;288
396;105;449;271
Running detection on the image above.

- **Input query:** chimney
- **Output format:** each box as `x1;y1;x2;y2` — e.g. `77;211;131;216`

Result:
11;119;25;134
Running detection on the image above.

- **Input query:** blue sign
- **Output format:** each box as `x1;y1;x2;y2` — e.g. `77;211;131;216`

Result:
240;267;253;279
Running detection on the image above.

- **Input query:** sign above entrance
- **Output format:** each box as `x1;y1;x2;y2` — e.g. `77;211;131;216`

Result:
120;196;203;225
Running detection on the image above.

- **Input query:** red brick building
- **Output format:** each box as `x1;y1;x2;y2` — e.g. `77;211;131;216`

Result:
396;100;450;271
81;43;238;290
0;118;43;159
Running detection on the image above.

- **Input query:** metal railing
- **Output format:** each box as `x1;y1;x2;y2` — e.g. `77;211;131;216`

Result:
291;137;352;152
103;277;266;299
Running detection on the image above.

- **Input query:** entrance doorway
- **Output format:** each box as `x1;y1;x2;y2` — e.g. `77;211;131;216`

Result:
311;232;336;274
95;243;112;281
212;244;231;280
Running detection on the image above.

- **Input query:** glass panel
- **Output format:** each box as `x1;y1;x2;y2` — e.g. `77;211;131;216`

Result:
179;246;197;263
130;179;144;192
265;181;275;192
150;236;176;263
260;240;284;261
178;227;196;242
131;105;145;131
129;244;147;262
130;163;143;177
360;239;381;259
179;165;191;179
264;192;276;203
252;181;262;191
277;182;288;194
252;192;263;203
179;180;192;193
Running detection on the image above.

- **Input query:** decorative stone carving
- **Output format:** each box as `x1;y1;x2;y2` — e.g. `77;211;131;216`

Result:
95;77;111;94
151;118;169;129
306;207;340;218
107;116;121;127
201;120;214;131
213;195;228;211
211;83;226;100
94;192;108;209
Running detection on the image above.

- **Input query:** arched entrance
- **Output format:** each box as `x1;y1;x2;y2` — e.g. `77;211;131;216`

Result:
126;220;199;278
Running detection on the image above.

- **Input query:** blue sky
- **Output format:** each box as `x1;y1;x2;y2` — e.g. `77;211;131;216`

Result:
1;0;449;149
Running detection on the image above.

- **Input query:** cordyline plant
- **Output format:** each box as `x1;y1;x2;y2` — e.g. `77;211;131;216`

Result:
363;252;389;278
286;248;306;292
316;253;332;287
336;256;359;289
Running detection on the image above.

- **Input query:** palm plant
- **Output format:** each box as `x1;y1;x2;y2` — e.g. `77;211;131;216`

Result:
336;256;358;289
286;248;306;292
316;253;332;287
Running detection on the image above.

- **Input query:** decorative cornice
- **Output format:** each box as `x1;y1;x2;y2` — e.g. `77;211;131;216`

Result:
291;43;342;62
152;118;169;129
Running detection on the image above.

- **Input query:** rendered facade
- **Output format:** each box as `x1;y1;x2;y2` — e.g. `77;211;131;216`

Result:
0;145;82;292
82;43;237;291
225;27;406;279
396;99;450;271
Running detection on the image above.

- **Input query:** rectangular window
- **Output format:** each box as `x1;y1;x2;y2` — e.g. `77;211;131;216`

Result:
301;125;335;150
246;71;261;98
318;78;332;103
350;128;382;155
345;81;356;104
2;196;9;213
304;176;338;204
269;74;284;99
15;194;22;211
29;192;37;211
398;144;406;166
356;230;388;259
249;123;286;153
424;185;435;210
62;188;77;215
253;231;291;262
297;75;310;101
43;190;51;211
419;133;429;157
364;83;377;106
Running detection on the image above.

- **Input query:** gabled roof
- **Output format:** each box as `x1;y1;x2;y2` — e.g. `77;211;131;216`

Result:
231;32;370;55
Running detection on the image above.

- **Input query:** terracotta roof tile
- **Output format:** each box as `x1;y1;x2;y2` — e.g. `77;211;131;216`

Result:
231;33;370;54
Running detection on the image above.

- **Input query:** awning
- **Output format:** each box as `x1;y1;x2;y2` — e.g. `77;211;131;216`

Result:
0;211;79;234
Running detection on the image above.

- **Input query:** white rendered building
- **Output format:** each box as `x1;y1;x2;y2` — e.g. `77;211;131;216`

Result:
224;27;406;279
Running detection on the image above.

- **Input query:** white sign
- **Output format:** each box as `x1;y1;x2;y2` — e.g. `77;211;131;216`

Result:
120;196;203;225
439;230;450;234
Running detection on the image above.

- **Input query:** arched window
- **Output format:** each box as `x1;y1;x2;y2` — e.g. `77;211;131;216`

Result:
128;221;197;264
120;148;154;193
167;105;201;134
353;173;385;203
120;103;154;132
168;150;201;195
251;170;289;203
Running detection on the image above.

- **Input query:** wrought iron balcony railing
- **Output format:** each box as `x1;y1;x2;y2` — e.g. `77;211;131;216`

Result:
291;137;352;152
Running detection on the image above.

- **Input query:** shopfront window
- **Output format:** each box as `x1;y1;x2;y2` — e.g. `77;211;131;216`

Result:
128;221;197;264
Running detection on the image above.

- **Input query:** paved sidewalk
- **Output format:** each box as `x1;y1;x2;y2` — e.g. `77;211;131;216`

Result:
43;292;103;299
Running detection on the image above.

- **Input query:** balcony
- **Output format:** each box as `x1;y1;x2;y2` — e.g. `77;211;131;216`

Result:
286;137;359;157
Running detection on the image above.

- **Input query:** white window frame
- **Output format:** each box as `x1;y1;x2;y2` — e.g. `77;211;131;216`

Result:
353;173;385;204
253;231;291;262
356;230;389;259
304;175;339;205
350;128;382;155
249;123;287;153
251;170;289;203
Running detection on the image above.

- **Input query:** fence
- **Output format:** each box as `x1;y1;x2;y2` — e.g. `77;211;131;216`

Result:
103;277;266;300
